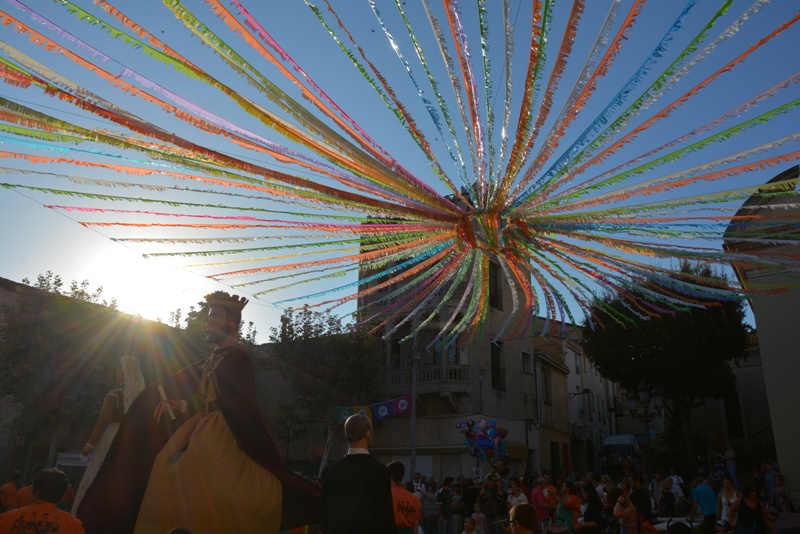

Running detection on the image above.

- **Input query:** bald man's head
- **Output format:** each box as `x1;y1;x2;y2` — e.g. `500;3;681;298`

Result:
345;413;372;445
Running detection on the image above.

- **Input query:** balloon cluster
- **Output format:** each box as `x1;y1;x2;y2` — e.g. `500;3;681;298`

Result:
456;419;510;470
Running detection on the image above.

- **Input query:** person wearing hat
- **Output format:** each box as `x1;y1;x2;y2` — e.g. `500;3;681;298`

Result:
77;292;322;534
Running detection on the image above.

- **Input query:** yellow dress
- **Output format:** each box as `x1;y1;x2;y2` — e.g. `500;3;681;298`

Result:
133;359;282;534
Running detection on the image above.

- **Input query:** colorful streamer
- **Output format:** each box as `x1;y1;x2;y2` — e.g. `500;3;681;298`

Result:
0;1;798;341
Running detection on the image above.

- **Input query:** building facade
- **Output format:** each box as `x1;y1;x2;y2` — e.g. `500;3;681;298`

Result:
254;248;615;481
723;164;800;495
566;336;617;475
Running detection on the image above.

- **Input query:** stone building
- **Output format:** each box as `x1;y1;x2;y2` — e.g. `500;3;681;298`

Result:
255;249;616;480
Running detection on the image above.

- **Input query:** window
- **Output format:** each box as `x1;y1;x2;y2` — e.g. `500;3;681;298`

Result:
542;366;552;404
491;341;505;390
521;351;532;374
551;441;562;474
489;262;503;310
427;336;459;365
432;342;443;364
390;339;402;369
446;343;459;364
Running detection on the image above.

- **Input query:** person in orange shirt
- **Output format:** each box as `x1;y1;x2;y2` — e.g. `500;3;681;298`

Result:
13;466;45;510
0;472;20;512
388;461;421;534
543;473;561;521
0;468;84;534
555;482;581;533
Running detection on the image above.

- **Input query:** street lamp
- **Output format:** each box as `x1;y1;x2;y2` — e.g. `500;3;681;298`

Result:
624;384;664;476
277;413;296;463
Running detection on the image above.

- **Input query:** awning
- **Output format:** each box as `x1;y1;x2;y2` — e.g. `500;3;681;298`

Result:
55;451;88;468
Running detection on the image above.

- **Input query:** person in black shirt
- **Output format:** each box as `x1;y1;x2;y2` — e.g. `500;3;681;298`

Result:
629;472;654;523
321;414;396;533
579;483;604;534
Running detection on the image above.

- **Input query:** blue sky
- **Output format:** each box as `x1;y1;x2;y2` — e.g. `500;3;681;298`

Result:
0;0;797;339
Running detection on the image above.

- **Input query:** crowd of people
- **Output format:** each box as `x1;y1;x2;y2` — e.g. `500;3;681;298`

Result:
386;461;793;534
0;292;793;534
0;423;794;534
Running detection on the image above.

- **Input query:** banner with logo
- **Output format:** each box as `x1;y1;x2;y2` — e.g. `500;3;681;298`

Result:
336;394;412;422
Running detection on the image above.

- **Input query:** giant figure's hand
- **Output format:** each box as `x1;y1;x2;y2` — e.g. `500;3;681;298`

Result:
154;398;184;423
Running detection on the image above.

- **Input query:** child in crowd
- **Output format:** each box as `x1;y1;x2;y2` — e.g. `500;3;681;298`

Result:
473;502;489;534
765;507;779;534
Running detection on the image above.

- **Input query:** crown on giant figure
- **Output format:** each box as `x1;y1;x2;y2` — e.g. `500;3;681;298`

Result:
204;291;248;311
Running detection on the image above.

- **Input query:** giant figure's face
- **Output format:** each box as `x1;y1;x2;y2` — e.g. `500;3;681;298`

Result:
205;306;232;344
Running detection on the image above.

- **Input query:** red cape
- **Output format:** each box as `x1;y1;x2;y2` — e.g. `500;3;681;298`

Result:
76;346;322;533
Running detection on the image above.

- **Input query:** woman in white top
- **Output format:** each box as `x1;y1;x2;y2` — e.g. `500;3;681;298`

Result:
507;480;529;511
717;476;741;524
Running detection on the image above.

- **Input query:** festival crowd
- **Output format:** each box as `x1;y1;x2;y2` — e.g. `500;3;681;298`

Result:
392;458;793;534
0;291;793;534
0;444;792;534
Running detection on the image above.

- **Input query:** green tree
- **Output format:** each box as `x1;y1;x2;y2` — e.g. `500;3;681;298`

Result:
268;308;386;473
22;271;117;309
581;261;750;471
0;273;205;473
0;286;117;468
169;308;182;329
181;302;209;342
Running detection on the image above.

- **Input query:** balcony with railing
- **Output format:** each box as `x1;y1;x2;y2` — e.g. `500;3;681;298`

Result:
385;364;471;397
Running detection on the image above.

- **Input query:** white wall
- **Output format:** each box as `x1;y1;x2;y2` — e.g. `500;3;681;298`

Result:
749;276;800;494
